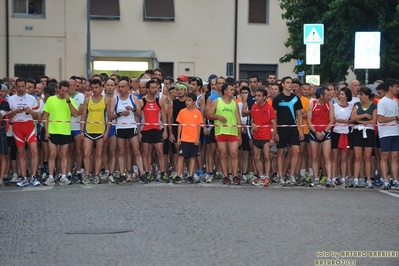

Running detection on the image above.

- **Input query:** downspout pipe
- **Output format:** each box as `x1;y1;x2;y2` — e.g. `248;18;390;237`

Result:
6;0;10;77
233;0;238;80
86;0;91;79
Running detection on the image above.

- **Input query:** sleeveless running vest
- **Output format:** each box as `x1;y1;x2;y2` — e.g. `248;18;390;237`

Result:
141;98;161;131
214;98;238;136
86;96;106;134
115;95;137;129
311;100;330;132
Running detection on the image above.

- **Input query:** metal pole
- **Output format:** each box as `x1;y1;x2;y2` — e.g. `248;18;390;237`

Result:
86;0;91;79
233;0;238;80
365;69;369;85
6;0;9;77
311;65;314;75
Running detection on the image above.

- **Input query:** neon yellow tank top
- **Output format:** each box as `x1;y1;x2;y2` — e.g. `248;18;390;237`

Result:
85;96;106;134
214;98;238;136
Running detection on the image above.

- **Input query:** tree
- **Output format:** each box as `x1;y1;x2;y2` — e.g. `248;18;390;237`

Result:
279;0;399;83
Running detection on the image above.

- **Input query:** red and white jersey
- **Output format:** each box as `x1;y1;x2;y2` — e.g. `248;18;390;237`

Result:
8;94;39;122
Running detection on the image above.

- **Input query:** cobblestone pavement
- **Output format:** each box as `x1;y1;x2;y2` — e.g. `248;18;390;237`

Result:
0;182;398;266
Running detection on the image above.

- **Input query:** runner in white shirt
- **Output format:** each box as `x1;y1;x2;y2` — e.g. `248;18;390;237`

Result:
377;79;399;190
68;79;85;183
7;78;40;187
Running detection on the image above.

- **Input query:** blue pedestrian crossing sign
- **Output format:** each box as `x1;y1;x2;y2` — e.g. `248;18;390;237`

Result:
304;24;324;45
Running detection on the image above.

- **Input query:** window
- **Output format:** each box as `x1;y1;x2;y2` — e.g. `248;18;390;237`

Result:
14;64;45;79
159;62;174;78
248;0;268;24
143;0;175;21
239;64;277;80
90;0;120;20
13;0;45;17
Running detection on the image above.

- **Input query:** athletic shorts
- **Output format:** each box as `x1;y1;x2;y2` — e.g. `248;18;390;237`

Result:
215;134;239;142
84;132;104;141
309;130;331;143
300;134;309;143
49;134;72;146
7;136;16;160
276;127;299;149
244;123;253;140
116;128;138;139
375;133;381;149
379;136;399;152
204;127;216;144
12;121;37;148
240;133;251;152
108;125;116;138
141;129;163;144
0;133;8;155
163;139;176;155
179;142;199;159
71;130;80;138
39;127;48;142
331;131;350;149
253;139;270;149
351;129;375;148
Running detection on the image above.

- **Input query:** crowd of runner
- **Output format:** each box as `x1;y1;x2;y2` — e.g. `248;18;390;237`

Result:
0;69;398;190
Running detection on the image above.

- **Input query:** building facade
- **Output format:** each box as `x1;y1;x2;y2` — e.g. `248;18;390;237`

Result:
0;0;297;81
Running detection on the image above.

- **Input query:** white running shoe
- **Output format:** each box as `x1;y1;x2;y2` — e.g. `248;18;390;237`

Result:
44;176;55;186
59;175;71;185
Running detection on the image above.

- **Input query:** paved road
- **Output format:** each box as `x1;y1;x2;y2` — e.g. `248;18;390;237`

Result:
0;182;398;266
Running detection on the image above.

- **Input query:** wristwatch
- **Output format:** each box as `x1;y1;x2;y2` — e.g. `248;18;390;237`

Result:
66;100;71;104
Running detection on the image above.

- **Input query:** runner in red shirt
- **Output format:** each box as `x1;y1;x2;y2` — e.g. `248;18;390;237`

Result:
250;88;276;186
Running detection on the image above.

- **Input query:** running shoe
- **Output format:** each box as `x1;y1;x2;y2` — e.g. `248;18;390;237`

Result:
372;179;383;187
161;173;170;183
44;176;55;186
391;180;399;190
246;172;255;182
289;176;297;186
59;175;71;185
11;173;19;183
139;175;148;184
193;174;201;183
233;176;240;185
366;181;374;189
263;177;270;187
30;176;41;186
222;176;230;185
16;177;30;187
320;176;327;184
383;181;390;190
187;176;194;184
173;176;182;184
252;177;263;186
205;173;213;183
279;178;286;187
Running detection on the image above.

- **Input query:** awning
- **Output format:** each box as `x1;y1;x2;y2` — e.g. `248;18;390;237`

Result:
90;50;158;68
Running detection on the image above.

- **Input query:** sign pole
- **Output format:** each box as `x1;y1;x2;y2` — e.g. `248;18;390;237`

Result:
312;65;314;75
365;69;369;85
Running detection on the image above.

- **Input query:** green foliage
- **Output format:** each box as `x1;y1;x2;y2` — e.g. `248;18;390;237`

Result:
279;0;399;83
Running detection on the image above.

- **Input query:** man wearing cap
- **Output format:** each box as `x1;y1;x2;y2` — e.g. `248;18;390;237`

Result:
177;75;189;83
168;83;189;182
